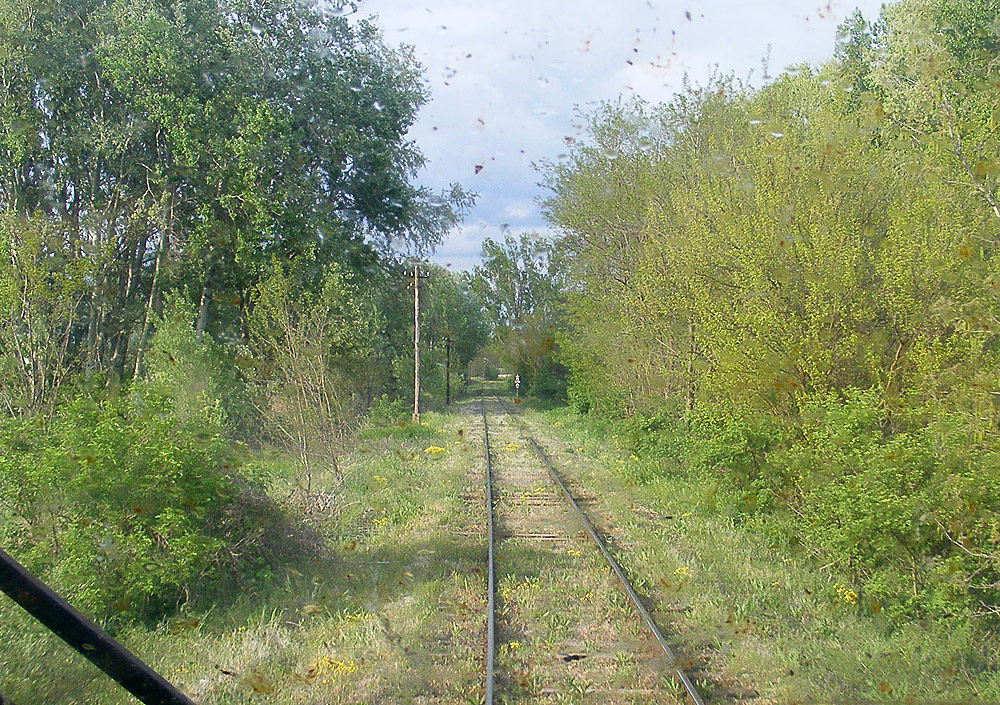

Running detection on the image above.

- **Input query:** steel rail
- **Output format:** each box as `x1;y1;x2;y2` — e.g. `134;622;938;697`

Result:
0;547;197;705
480;398;497;705
496;397;705;705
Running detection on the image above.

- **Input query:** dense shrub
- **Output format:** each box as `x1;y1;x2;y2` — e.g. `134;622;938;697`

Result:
610;388;1000;625
0;389;236;622
0;311;314;625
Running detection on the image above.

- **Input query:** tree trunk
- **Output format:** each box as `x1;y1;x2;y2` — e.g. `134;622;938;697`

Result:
685;318;696;415
132;230;170;380
195;281;210;339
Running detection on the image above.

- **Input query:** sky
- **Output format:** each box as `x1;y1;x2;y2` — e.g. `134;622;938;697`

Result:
355;0;889;271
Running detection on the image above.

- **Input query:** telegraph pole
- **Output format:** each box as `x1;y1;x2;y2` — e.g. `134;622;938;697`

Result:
413;263;421;423
445;336;452;406
410;263;429;423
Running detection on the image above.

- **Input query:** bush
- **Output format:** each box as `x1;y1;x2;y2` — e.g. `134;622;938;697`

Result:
0;312;315;625
144;296;260;441
527;359;569;402
0;389;238;623
610;389;1000;624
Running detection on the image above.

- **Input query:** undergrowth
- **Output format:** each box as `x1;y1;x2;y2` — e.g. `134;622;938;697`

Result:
531;402;1000;703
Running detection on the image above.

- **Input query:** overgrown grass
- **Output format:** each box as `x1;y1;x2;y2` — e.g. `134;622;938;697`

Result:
526;404;1000;704
0;407;488;705
486;420;684;704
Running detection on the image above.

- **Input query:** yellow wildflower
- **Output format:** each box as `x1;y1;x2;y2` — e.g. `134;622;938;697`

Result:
833;582;858;606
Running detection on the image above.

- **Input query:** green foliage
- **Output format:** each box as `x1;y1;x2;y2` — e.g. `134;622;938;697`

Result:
471;232;566;400
248;259;379;473
527;357;569;401
0;389;237;623
0;0;470;384
144;295;258;438
0;0;486;649
471;232;556;329
542;0;1000;627
418;265;489;406
0;215;91;414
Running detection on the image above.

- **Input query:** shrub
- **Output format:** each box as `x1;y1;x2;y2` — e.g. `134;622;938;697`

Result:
0;390;237;623
143;296;260;441
0;312;315;625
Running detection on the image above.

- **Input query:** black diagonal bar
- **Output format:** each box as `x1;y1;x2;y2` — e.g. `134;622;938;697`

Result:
0;547;196;705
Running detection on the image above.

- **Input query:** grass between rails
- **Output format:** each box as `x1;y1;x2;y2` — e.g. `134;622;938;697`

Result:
485;410;685;705
518;402;1000;705
0;408;488;705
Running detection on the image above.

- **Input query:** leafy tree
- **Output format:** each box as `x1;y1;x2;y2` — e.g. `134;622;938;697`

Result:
0;0;469;389
541;0;1000;625
471;231;555;330
471;231;565;396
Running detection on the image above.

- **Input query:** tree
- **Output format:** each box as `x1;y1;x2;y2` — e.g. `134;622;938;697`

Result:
471;231;564;397
248;258;378;480
471;232;555;330
0;0;470;396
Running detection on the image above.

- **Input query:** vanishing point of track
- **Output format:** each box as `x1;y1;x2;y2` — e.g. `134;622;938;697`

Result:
478;393;704;705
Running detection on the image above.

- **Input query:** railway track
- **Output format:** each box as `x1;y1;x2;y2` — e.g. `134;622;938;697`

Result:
478;393;705;705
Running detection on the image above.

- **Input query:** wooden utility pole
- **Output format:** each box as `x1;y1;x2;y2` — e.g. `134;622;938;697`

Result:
445;336;452;406
413;263;421;423
409;263;430;423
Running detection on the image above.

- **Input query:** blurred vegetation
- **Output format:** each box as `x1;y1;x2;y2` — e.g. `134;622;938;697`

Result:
470;231;569;401
542;0;1000;629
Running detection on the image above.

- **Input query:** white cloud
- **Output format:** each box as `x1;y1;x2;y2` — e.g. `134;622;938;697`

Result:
358;0;888;268
503;201;535;219
428;220;561;271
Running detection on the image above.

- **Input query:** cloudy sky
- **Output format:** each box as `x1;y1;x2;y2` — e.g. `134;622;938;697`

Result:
357;0;888;270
